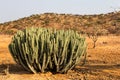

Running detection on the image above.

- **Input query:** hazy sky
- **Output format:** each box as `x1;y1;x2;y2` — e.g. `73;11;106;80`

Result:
0;0;120;23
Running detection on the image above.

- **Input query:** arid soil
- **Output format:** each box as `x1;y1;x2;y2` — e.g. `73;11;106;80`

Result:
0;35;120;80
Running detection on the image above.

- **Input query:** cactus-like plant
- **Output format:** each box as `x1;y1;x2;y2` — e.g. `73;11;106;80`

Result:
8;27;87;74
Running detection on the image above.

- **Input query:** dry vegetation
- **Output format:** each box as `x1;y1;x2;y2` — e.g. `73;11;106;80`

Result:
0;11;120;35
0;11;120;80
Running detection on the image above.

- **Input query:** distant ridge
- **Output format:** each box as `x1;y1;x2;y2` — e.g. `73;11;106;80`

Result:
0;11;120;35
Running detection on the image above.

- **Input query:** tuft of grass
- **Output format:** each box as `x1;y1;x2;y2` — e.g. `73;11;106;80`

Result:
1;59;10;75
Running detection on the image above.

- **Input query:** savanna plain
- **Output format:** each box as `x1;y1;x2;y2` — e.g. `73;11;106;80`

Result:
0;35;120;80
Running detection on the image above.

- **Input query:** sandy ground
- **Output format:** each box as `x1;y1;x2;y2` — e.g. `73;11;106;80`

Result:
0;35;120;80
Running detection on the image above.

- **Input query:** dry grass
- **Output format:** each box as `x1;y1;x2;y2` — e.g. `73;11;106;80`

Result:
0;35;120;80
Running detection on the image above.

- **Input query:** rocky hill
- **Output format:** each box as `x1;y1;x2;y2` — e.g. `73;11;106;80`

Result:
0;11;120;35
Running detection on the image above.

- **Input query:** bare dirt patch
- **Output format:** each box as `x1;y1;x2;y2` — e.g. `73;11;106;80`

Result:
0;35;120;80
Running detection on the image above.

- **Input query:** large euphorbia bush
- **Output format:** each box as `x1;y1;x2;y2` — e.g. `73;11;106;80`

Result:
9;27;87;73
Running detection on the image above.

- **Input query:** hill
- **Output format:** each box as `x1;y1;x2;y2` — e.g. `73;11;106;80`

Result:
0;11;120;35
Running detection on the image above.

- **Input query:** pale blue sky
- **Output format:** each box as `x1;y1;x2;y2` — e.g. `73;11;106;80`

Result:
0;0;120;23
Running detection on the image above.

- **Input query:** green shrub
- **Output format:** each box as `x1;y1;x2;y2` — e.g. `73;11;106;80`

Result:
8;27;87;74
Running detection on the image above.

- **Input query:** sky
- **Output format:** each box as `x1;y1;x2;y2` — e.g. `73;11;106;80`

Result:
0;0;120;23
